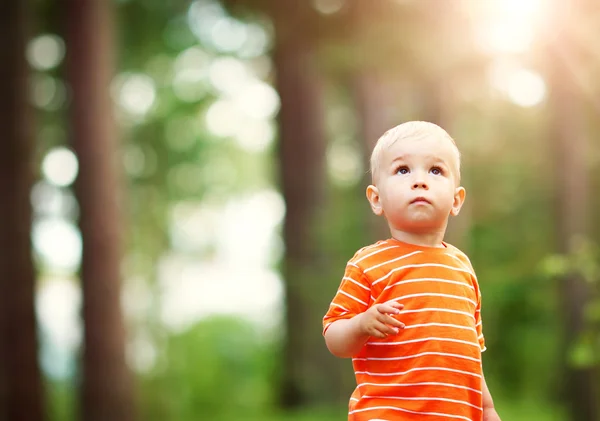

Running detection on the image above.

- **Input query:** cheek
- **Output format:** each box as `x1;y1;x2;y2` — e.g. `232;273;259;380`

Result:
439;186;457;203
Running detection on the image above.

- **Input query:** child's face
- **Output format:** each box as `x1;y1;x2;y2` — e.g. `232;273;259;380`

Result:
367;134;465;234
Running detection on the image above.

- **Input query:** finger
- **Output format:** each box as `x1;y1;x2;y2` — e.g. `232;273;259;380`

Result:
384;300;404;310
375;313;404;330
376;303;404;315
376;322;401;336
382;314;405;329
369;328;387;338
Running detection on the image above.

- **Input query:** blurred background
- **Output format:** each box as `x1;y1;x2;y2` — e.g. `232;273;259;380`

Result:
1;0;599;420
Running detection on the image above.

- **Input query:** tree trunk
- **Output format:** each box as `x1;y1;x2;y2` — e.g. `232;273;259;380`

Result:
350;72;396;242
346;0;399;243
65;1;135;420
546;2;599;419
271;1;335;408
420;78;471;249
0;1;46;420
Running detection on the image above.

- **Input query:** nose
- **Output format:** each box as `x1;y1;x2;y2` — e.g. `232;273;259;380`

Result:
412;174;428;190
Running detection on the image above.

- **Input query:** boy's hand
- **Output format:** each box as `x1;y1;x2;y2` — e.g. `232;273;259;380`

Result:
357;300;404;338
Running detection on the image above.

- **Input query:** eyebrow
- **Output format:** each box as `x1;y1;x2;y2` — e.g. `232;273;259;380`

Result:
390;155;449;165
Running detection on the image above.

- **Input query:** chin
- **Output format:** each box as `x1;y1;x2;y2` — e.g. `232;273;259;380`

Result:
399;216;444;231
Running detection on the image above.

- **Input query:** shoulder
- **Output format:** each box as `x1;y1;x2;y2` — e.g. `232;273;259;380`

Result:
443;242;477;274
349;239;394;264
347;239;417;273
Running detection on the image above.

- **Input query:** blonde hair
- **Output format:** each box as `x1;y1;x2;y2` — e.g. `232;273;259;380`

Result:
370;121;461;184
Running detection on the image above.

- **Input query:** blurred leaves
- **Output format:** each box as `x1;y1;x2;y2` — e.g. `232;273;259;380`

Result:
540;237;600;370
24;0;600;419
140;316;278;420
540;237;600;283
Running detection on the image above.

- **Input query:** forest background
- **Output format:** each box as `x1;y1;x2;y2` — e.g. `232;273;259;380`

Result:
1;0;600;420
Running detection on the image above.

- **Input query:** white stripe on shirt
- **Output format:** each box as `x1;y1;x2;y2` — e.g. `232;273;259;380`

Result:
354;245;403;264
353;351;481;363
349;405;474;421
355;366;481;379
367;337;481;349
383;277;473;291
340;290;368;306
364;251;423;273
342;276;370;291
373;263;473;285
394;292;477;307
362;395;483;411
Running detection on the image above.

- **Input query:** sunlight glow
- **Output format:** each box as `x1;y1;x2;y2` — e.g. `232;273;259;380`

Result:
205;57;279;151
205;99;244;137
205;98;277;152
42;147;79;187
472;0;546;54
36;278;81;353
161;191;286;332
209;57;251;96
32;218;82;271
235;82;280;120
506;69;546;107
36;276;81;379
235;119;275;153
489;61;546;107
159;262;283;334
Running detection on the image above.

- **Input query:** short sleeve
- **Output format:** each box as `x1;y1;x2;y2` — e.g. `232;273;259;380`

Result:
322;264;371;335
474;283;486;352
456;250;486;353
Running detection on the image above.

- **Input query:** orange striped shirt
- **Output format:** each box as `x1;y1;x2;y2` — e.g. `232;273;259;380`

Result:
323;238;485;421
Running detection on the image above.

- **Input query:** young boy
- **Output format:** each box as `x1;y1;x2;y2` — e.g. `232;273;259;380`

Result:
323;121;501;421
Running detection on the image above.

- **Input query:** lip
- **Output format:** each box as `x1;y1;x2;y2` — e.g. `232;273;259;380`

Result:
410;197;431;204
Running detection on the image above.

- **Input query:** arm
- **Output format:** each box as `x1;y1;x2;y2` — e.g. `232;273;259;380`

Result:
324;314;369;358
324;300;404;358
482;374;501;421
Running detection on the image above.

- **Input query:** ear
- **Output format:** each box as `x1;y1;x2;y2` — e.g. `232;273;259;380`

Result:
450;186;466;216
366;185;383;216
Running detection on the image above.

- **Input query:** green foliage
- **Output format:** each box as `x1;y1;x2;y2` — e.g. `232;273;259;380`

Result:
139;316;278;420
46;381;75;421
540;238;600;369
32;0;600;419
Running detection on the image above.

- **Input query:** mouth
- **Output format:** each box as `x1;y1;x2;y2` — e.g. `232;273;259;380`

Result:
410;197;431;205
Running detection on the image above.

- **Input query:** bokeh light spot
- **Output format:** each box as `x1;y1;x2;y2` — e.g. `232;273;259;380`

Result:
27;34;65;71
32;218;82;271
113;73;157;117
42;147;79;187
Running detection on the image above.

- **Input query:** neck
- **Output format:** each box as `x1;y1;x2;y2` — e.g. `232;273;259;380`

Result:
389;226;446;248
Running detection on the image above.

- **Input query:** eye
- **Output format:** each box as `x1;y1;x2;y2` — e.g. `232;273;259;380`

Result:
395;165;409;175
430;166;443;176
